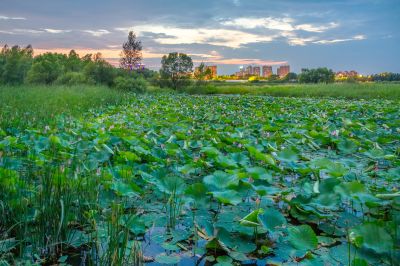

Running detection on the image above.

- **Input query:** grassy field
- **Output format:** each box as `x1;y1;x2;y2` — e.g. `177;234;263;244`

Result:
0;86;399;265
202;82;400;99
0;85;129;131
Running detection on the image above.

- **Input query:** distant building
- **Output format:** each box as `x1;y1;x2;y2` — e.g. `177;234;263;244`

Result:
253;66;261;76
277;65;290;78
336;70;359;79
235;66;245;78
245;66;253;76
262;66;273;77
207;65;218;78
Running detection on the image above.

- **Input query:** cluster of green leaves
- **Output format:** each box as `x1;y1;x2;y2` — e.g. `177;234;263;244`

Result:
0;94;399;265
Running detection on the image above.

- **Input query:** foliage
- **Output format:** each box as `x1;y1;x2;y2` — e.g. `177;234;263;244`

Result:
120;31;143;70
83;53;116;86
0;45;33;84
160;52;193;90
371;72;400;82
26;53;67;84
0;44;155;87
198;82;400;99
0;91;399;264
114;76;147;93
0;85;128;130
55;72;89;85
193;63;212;81
299;67;335;83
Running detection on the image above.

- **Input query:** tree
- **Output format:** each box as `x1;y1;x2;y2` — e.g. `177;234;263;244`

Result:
120;31;143;70
194;63;212;81
65;50;81;72
26;53;65;84
282;72;298;82
84;53;115;86
298;68;335;83
160;52;193;90
0;45;33;84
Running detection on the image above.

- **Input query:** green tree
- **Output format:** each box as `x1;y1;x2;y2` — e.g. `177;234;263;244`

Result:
120;31;143;70
65;50;82;72
84;53;115;86
160;52;193;90
0;45;33;84
282;72;298;82
26;53;66;84
298;68;335;83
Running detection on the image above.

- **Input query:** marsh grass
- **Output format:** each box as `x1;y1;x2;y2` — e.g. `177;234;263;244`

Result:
0;85;129;131
203;82;400;99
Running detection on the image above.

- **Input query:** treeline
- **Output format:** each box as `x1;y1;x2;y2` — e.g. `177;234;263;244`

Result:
0;44;156;92
370;72;400;82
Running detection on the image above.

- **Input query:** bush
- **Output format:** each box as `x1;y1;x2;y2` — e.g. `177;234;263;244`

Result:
55;72;90;85
114;76;147;93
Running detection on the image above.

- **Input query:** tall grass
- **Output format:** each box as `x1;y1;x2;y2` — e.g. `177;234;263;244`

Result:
0;85;129;131
203;82;400;100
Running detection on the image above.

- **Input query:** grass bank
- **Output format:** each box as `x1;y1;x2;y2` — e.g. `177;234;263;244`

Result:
0;85;129;131
201;82;400;99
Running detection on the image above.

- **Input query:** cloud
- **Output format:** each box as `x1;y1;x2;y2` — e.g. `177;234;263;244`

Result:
287;36;318;46
222;17;339;33
0;15;26;20
0;30;15;35
222;17;295;31
232;0;241;7
43;28;71;34
295;22;338;33
13;29;44;34
106;44;120;49
313;35;366;44
116;25;277;48
82;29;111;37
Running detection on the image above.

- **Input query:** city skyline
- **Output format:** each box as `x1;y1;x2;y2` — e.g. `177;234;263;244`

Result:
1;0;399;75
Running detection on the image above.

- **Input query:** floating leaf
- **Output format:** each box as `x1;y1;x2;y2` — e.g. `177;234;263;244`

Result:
350;222;393;254
288;225;318;251
203;171;238;190
259;208;287;231
211;190;242;205
155;254;181;264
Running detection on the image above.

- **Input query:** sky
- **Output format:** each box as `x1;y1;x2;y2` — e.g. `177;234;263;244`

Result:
1;0;399;75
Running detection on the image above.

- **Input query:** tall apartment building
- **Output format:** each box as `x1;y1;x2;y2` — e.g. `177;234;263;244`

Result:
262;66;273;77
277;65;290;77
253;66;261;76
245;66;253;76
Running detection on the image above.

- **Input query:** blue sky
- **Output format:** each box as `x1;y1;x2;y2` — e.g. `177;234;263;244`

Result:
1;0;399;74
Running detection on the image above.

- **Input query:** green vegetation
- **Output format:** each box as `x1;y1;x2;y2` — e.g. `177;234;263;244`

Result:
160;52;194;90
0;33;155;91
298;67;335;83
0;90;399;265
193;82;400;99
0;85;129;130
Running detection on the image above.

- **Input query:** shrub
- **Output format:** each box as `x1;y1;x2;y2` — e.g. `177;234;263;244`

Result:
114;76;147;93
55;72;89;85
